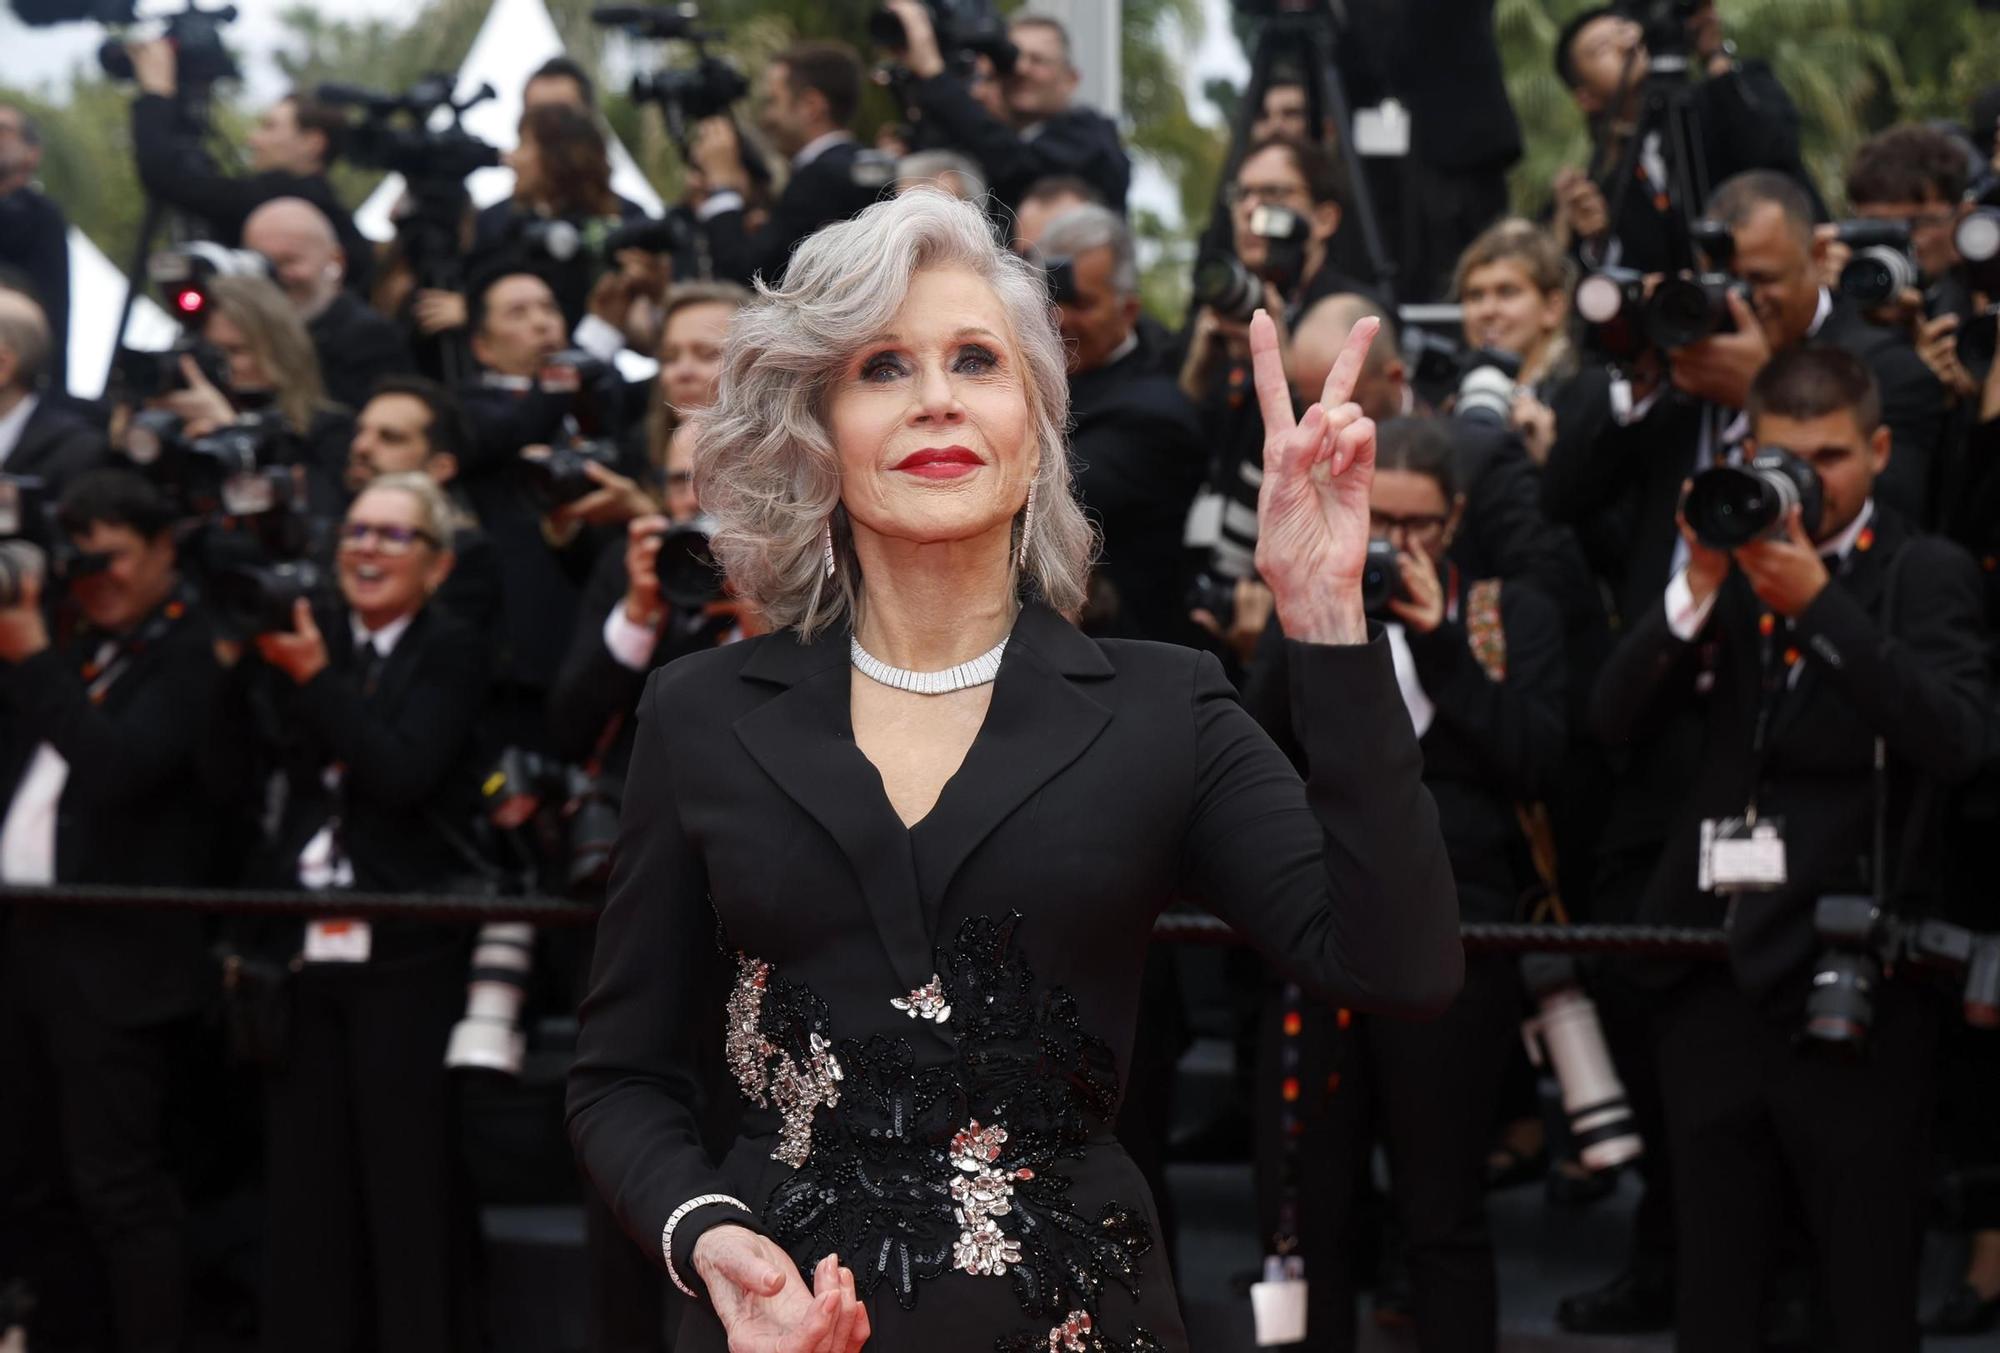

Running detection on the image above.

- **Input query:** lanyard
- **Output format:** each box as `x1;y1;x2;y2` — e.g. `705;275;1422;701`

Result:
77;590;189;703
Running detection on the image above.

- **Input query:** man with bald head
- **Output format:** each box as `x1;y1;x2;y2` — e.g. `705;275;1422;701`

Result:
0;287;102;493
1293;292;1594;622
244;198;411;410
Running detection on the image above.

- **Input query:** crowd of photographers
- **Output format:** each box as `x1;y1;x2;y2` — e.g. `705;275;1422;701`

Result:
1;0;1999;1350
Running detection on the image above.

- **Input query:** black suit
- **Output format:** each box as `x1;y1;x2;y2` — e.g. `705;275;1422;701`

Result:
568;602;1461;1350
130;94;373;296
2;396;106;497
1813;298;1948;526
907;78;1130;214
0;186;71;395
0;590;225;1353
219;603;487;1353
1067;342;1206;643
309;292;415;412
1589;506;1990;1352
1246;575;1562;1350
701;140;884;287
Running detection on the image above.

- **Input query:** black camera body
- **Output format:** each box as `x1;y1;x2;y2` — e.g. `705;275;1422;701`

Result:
1576;266;1652;360
210;558;332;635
523;440;623;509
870;0;1016;78
98;1;238;90
1360;538;1409;619
110;336;232;406
604;213;697;259
1194;205;1312;323
1805;896;2000;1053
1833;219;1919;308
320;77;502;188
655;514;725;614
1682;448;1823;550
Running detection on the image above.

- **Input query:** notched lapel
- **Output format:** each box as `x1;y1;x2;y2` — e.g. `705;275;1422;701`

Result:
733;660;936;996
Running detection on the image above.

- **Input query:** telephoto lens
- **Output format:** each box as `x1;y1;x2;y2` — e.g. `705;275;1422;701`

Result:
1963;937;2000;1030
1681;449;1824;549
0;539;46;609
1956;208;2000;296
1519;954;1644;1172
1833;220;1918;308
1801;895;1886;1055
1644;274;1738;350
1452;349;1521;428
444;923;536;1076
1192;254;1262;325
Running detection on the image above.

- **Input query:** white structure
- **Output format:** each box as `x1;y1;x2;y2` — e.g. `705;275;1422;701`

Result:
66;226;178;400
1029;0;1122;121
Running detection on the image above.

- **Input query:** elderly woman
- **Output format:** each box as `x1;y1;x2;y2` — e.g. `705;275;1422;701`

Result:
567;191;1462;1352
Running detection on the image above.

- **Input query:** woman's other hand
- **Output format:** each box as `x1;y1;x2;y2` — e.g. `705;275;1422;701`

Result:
693;1227;870;1351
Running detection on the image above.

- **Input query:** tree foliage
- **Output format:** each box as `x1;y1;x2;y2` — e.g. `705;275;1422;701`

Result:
16;0;2000;319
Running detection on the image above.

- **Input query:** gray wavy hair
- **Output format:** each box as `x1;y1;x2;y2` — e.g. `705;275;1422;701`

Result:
690;189;1094;638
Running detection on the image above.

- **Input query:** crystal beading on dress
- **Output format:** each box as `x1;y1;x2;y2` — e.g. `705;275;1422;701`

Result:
721;914;1164;1351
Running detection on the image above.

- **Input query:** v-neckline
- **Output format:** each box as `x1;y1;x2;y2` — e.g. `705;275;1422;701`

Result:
848;659;1005;836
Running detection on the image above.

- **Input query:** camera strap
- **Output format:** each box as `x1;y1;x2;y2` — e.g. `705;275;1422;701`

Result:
77;586;193;704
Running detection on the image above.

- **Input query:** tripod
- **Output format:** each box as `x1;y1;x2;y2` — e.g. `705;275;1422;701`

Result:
1584;34;1714;275
1197;0;1398;309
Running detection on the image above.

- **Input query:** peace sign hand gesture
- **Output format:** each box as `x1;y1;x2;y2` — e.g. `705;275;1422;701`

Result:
1249;309;1380;645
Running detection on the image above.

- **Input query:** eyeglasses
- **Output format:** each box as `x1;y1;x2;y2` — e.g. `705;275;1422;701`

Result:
1369;510;1449;538
339;522;440;554
1226;182;1308;210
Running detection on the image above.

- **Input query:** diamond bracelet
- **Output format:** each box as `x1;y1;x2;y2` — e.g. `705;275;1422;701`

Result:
661;1192;753;1299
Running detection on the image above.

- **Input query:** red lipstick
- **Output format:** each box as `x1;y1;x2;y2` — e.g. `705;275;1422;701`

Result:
892;446;984;480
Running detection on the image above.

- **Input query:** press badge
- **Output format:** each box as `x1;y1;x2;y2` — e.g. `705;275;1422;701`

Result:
304;918;372;963
1352;99;1411;158
1250;1254;1307;1345
1699;816;1788;892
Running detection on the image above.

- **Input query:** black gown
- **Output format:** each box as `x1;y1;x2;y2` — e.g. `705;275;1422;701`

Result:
567;601;1463;1351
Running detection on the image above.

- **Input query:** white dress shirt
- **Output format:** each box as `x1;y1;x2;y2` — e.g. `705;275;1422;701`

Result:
1;634;116;884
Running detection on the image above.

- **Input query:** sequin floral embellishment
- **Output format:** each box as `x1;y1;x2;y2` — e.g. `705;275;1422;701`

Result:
891;973;952;1023
949;1121;1032;1277
724;954;843;1168
996;1312;1167;1353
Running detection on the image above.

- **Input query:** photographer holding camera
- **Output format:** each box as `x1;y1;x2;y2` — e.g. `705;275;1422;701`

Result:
244;198;414;413
1551;2;1818;275
124;41;373;296
152;274;356;522
1590;346;1992;1352
1843;124;1988;407
0;468;226;1353
207;471;484;1353
0;287;103;494
454;269;634;752
1243;416;1565;1351
0;104;69;397
1031;204;1204;642
882;3;1130;215
686;41;883;289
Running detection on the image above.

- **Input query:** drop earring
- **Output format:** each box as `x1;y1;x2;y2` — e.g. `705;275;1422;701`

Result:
821;519;836;580
1017;480;1037;569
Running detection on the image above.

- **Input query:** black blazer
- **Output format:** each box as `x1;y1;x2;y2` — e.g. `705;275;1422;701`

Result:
1589;507;1992;1005
1067;345;1206;644
1248;578;1567;923
226;604;490;903
907;77;1131;213
567;603;1461;1317
0;187;71;395
1813;298;1948;527
0;592;223;1027
5;397;107;496
309;291;415;413
701;142;885;288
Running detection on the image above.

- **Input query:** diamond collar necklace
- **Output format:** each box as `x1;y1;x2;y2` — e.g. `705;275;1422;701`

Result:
850;633;1009;695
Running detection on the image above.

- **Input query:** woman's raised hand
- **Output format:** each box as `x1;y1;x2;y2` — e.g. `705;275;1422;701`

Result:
1249;309;1380;645
694;1226;870;1352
